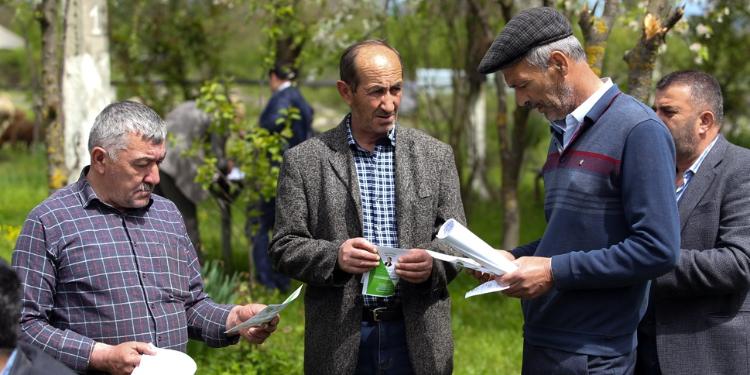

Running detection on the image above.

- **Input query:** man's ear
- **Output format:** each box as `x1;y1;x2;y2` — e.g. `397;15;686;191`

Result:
698;111;716;134
90;147;108;174
548;51;569;76
336;80;354;106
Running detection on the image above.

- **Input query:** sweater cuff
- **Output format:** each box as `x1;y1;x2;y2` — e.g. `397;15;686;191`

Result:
551;253;573;290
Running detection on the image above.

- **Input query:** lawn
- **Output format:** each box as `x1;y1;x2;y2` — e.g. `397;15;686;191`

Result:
0;145;548;374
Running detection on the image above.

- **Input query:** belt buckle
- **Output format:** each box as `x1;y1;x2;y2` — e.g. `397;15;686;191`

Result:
371;307;387;322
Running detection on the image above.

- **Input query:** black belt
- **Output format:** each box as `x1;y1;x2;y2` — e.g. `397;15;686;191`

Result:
362;306;403;322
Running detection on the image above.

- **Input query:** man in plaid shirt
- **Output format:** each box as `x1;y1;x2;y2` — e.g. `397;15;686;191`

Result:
12;101;278;374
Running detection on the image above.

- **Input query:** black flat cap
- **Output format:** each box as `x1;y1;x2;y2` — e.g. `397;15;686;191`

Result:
478;7;572;74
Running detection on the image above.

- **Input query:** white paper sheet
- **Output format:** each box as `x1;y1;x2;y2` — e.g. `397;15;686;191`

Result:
436;219;517;276
224;285;302;334
425;250;494;273
464;280;509;298
132;345;197;375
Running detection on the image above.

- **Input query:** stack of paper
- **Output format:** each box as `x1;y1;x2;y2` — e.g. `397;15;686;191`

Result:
436;219;517;275
436;219;518;298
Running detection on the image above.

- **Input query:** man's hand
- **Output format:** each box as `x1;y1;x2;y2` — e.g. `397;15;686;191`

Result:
467;249;515;282
226;304;279;344
498;256;554;299
337;237;380;274
89;341;155;375
395;249;433;284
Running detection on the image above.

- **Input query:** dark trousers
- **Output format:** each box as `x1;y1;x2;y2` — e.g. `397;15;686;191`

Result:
522;342;635;375
248;198;289;291
634;324;661;375
355;320;414;375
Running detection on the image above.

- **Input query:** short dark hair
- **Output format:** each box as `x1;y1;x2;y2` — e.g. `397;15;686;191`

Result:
269;63;298;81
339;39;402;92
0;259;21;350
656;70;724;126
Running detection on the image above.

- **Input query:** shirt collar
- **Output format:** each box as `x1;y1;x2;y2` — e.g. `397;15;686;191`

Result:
550;78;613;151
685;134;719;176
345;114;397;149
1;349;18;375
275;81;292;93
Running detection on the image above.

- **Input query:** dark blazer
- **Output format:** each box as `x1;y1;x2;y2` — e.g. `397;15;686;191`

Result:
6;342;76;375
648;135;750;374
259;85;314;148
269;119;466;375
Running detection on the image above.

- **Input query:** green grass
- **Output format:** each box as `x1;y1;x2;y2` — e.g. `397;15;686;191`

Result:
1;146;548;374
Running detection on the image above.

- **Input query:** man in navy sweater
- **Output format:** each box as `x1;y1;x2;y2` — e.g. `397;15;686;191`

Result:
477;7;680;374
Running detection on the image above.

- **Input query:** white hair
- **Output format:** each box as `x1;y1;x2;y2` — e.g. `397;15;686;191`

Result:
88;101;166;160
524;35;587;69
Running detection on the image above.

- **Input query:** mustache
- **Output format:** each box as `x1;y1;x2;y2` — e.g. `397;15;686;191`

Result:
138;183;154;193
375;109;396;117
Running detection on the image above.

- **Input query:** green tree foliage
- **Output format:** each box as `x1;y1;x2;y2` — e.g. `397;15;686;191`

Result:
109;0;233;113
194;80;291;219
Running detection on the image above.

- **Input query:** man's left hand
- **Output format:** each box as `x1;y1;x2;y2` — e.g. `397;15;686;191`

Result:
395;249;433;284
498;256;554;299
226;304;279;344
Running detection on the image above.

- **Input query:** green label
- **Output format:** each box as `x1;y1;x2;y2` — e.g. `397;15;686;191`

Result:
365;261;395;297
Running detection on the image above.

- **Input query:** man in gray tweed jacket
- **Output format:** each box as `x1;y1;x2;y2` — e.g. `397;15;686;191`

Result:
269;40;465;375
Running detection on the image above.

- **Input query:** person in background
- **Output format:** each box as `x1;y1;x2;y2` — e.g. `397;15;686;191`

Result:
636;70;750;375
250;62;314;291
12;101;278;375
0;259;75;375
476;7;680;374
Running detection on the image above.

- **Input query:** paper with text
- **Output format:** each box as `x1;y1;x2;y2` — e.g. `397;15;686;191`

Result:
225;285;302;334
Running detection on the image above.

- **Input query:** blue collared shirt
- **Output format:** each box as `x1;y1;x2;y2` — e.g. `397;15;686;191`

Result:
345;114;400;308
676;135;719;201
551;78;614;152
1;349;18;375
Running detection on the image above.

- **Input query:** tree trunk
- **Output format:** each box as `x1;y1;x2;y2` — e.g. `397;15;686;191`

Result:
465;0;494;202
38;0;66;191
624;1;684;102
487;0;534;249
578;0;620;76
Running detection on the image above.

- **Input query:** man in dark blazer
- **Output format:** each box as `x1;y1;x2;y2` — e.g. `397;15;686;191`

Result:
252;63;314;291
269;40;465;375
0;259;75;375
636;70;750;375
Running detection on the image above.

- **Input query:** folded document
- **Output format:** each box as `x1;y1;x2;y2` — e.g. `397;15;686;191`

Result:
436;219;518;298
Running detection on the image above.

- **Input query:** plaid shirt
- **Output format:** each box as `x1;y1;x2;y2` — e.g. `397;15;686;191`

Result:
12;168;236;372
346;115;401;308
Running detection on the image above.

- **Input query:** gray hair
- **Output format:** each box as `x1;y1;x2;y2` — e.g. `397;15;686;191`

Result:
88;101;166;159
524;35;587;70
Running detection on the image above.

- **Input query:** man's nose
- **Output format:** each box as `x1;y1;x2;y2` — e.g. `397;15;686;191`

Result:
144;164;160;185
380;93;398;113
516;91;530;107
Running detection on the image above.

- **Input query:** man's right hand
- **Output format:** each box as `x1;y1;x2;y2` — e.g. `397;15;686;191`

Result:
337;237;380;274
89;341;156;375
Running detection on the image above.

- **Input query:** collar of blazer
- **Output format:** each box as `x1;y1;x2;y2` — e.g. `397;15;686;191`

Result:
677;134;728;231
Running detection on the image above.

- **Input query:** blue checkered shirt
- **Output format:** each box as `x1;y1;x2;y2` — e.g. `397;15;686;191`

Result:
346;115;401;308
12;168;237;372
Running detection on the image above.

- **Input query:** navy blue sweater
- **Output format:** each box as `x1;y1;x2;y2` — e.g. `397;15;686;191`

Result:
512;85;680;356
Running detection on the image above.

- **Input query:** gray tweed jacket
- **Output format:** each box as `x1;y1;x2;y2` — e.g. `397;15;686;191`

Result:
269;118;466;375
648;135;750;374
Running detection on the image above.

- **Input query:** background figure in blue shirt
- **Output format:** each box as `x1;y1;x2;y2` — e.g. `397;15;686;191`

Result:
636;71;750;375
475;7;680;374
250;63;313;291
12;101;278;375
0;259;75;375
